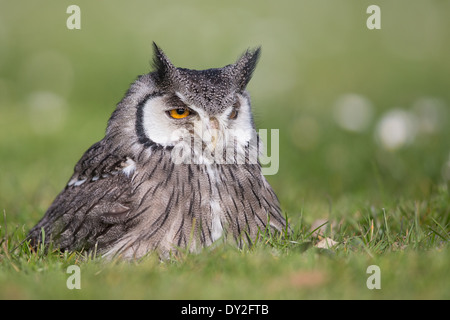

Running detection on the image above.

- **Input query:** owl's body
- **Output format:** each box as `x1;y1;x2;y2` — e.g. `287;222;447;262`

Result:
28;44;286;259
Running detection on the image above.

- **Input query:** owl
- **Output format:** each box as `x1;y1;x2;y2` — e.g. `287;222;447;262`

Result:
28;43;287;259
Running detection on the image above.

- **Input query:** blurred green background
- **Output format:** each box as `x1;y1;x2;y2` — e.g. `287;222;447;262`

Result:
1;0;449;227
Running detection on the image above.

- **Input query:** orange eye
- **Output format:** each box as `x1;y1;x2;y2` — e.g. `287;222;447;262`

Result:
229;101;240;120
229;108;238;120
169;108;190;119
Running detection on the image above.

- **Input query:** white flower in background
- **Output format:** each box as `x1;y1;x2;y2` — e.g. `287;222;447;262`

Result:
333;93;374;133
442;153;450;182
27;91;68;134
375;109;418;150
412;97;447;134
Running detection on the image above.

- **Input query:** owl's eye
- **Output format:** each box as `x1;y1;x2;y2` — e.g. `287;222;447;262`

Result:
168;108;190;119
229;100;240;120
229;109;238;120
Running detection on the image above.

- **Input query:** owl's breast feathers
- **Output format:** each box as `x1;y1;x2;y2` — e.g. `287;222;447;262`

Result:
28;138;286;259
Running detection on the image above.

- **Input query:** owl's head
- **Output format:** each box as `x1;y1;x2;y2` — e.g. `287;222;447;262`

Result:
108;43;262;165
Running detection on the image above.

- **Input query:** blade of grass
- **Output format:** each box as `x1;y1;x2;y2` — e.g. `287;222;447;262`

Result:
382;208;393;245
430;217;449;241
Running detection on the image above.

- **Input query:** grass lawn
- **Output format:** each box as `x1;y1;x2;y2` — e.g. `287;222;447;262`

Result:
1;187;449;299
1;0;449;300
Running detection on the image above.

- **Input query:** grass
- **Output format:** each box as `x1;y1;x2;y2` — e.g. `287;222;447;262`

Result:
1;186;449;299
1;0;449;300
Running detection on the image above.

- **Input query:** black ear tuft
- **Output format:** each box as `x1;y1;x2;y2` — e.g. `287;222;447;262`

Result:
152;42;177;85
232;47;261;91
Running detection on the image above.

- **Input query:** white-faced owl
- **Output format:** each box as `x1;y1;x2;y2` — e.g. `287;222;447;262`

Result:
28;43;287;259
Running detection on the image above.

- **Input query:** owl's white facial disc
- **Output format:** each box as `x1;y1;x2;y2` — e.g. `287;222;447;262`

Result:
221;94;255;146
140;93;258;164
179;93;257;163
140;95;188;146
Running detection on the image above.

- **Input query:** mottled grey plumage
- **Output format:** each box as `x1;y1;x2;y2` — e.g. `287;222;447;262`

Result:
28;43;287;259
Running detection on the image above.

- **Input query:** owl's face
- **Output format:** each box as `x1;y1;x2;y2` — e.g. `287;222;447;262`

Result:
141;89;255;162
119;44;261;165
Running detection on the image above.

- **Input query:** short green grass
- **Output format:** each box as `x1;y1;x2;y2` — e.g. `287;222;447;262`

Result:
1;0;449;300
1;186;449;299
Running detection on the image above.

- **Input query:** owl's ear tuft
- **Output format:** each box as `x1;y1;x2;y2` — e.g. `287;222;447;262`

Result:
152;42;177;85
232;47;261;91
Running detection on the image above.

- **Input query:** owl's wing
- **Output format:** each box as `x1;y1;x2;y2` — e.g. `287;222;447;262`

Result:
28;139;137;252
68;139;131;186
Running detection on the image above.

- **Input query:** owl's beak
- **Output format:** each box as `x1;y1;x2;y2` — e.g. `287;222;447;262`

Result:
207;118;220;150
194;117;220;151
